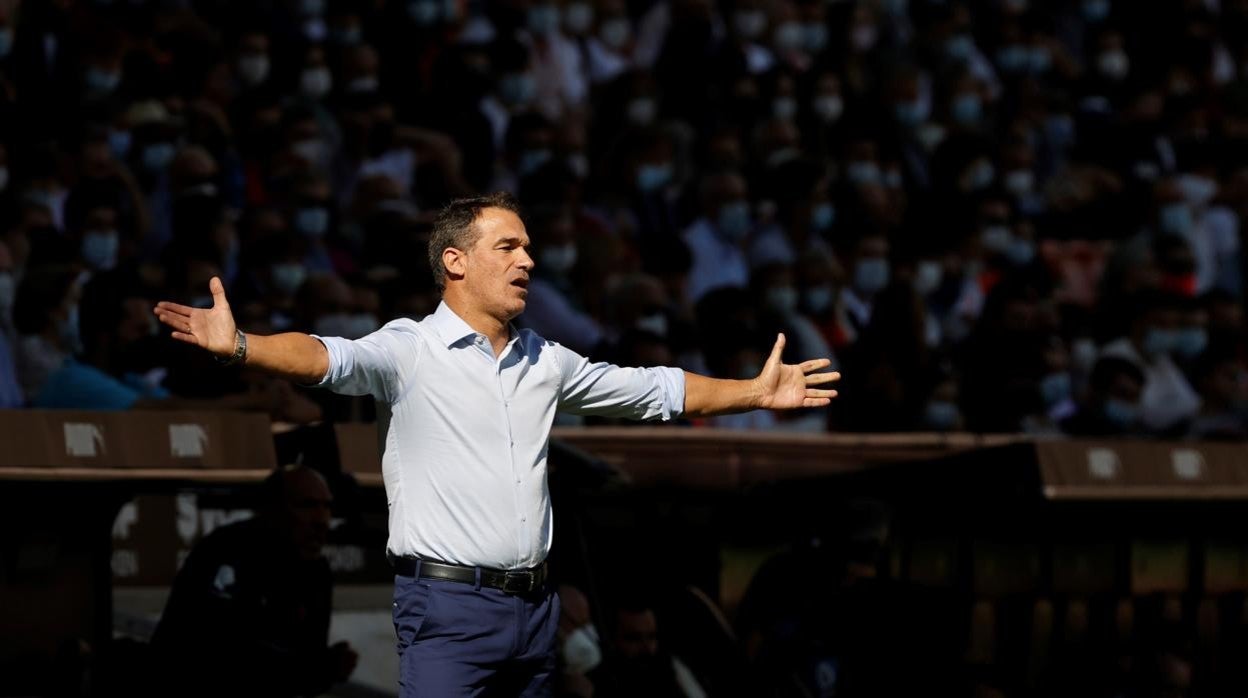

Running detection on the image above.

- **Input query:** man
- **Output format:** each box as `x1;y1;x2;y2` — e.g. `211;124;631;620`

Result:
154;192;839;696
150;465;357;696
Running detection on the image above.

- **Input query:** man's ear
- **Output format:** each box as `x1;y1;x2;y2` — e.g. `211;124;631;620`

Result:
443;247;466;280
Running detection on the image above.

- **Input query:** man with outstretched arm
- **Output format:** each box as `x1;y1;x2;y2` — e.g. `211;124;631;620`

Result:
154;191;840;697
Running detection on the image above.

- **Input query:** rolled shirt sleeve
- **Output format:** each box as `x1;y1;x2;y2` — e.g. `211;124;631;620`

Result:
311;319;422;403
552;343;685;420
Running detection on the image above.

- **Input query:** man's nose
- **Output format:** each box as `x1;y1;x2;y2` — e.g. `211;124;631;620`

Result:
518;249;535;270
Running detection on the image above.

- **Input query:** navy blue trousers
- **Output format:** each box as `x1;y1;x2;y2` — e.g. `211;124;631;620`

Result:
393;569;559;697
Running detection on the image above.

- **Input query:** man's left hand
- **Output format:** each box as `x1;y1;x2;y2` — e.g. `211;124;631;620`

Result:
753;333;840;410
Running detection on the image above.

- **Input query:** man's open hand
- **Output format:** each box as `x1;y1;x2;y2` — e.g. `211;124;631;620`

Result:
153;276;238;357
753;333;840;409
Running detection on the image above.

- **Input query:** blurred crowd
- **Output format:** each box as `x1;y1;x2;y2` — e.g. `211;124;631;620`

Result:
0;0;1246;437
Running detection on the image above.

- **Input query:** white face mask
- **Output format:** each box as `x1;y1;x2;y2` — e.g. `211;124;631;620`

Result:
300;67;333;99
812;94;844;123
561;624;602;675
237;54;271;86
539;243;577;274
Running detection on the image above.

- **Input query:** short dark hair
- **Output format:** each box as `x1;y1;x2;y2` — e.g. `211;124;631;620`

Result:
427;192;521;291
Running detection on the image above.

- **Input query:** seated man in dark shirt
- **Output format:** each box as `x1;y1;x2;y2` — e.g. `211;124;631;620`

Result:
150;465;357;697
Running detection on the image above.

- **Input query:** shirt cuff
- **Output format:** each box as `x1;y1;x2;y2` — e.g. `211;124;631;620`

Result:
308;334;345;388
653;366;686;420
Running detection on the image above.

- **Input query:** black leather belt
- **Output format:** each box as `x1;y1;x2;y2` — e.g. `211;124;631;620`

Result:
392;556;548;595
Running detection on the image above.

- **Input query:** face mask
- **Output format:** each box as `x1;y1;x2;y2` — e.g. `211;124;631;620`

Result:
517;149;552;176
332;25;363;45
997;44;1030;73
85;67;122;95
300;67;333;99
1104;398;1138;428
347;75;379;93
813;94;844;123
109;130;132;159
271;263;307;295
854;258;890;295
1006;238;1035;266
717;201;752;241
1083;0;1111;21
765;286;798;315
951;93;982;126
599;18;632;49
1176;174;1218;207
733;10;767;40
408;0;440;25
1039;371;1072;406
499;73;537;107
850;24;877;52
1159;203;1193;235
539;243;577;274
564;3;594;34
626;97;657;125
810;203;835;232
1029;46;1052;73
294;207;330;237
916;122;947;151
923;400;959;430
292;138;327;165
1097;51;1129;80
635;312;668;337
567;152;589;179
766;147;800;169
803;285;834;314
1004;169;1034;196
636;162;672;192
562;624;602;675
774;22;804;52
846;160;881;186
142;142;176;172
965;161;995;191
914;260;943;296
945;34;974;60
0;28;13;58
1143;327;1178;358
980;225;1013;253
804;22;829;53
772;96;798;121
0;271;14;322
528;3;561;36
237;54;270;86
894;100;926;128
81;230;121;270
1174;327;1207;358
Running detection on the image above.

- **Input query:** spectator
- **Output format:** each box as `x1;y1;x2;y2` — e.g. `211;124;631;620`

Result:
589;597;706;698
151;465;358;697
1060;355;1147;437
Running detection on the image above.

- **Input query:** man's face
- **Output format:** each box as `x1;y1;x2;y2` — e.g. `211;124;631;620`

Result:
282;470;333;561
614;609;659;659
453;207;535;321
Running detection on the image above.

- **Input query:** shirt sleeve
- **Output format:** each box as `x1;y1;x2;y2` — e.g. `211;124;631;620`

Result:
311;320;422;403
552;343;685;421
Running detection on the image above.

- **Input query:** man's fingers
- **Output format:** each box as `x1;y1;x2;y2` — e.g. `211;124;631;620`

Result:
209;276;228;306
804;370;840;385
806;389;838;399
766;333;786;366
155;310;191;329
170;331;199;345
155;301;195;316
803;397;832;408
799;358;833;373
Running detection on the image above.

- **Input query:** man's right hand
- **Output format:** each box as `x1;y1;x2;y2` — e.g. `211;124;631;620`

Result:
153;276;238;358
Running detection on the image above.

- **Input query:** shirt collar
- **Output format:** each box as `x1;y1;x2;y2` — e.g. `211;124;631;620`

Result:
427;301;523;352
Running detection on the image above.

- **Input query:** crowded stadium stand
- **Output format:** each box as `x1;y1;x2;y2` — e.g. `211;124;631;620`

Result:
4;0;1248;695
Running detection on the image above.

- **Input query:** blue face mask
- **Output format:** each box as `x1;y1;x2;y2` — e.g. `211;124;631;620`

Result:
1083;0;1111;22
717;201;752;241
923;400;960;430
854;258;890;295
636;162;672;192
803;285;835;314
1039;371;1072;406
894;101;926;128
945;34;974;60
1173;327;1208;359
270;263;307;295
109;130;132;159
499;73;537;106
142;143;177;172
996;44;1030;72
1159;203;1193;235
85;67;122;94
408;0;441;25
765;286;799;315
0;29;13;59
1103;398;1138;428
528;4;561;35
539;244;577;274
294;207;330;238
951;93;982;126
810;203;836;232
81;230;120;271
1005;238;1035;266
517;149;552;176
1143;327;1178;358
846;161;881;186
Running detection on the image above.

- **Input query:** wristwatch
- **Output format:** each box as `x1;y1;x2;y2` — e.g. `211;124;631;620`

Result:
215;329;248;367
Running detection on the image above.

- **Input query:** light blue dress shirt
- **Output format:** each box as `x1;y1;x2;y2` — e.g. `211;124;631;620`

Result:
314;301;685;569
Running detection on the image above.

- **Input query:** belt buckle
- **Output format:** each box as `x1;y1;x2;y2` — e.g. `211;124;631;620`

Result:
502;570;534;594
